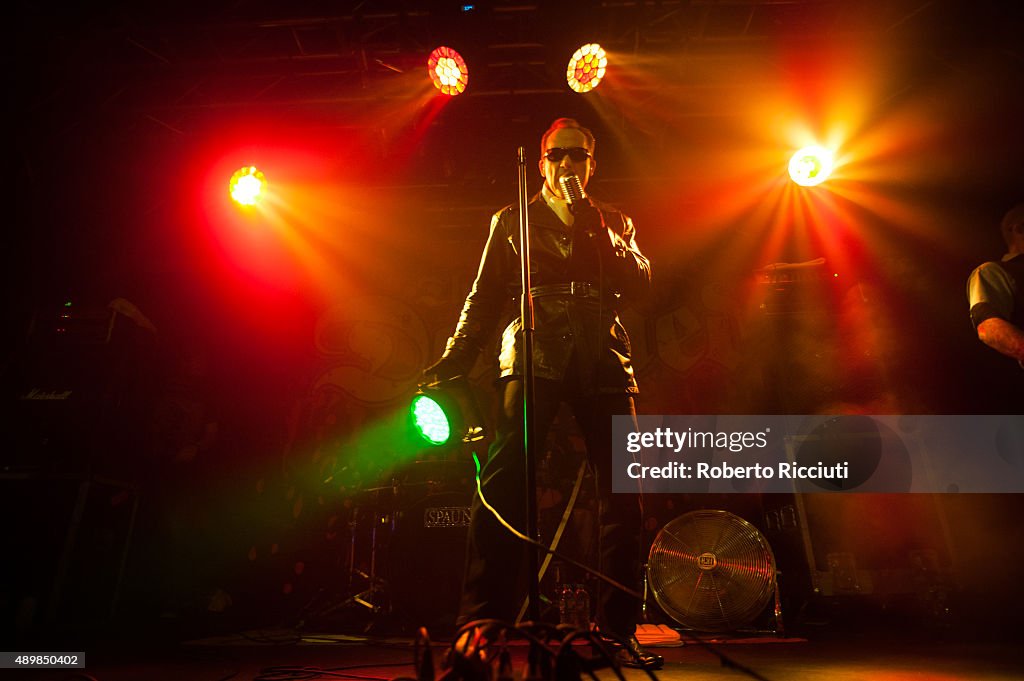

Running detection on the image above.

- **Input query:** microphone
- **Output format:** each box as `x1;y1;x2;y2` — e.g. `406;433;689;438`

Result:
558;174;587;211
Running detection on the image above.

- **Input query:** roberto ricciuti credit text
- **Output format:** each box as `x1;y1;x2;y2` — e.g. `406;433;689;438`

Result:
626;461;850;481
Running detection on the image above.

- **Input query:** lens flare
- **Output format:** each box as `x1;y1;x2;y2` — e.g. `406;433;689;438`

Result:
428;46;469;96
566;43;607;93
788;146;835;186
229;166;267;205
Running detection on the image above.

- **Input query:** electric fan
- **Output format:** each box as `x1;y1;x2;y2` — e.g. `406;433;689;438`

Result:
647;510;777;632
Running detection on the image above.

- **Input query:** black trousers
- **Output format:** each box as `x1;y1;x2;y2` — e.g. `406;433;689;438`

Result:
456;365;642;637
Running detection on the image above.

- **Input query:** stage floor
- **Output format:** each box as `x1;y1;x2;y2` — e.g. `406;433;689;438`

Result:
16;626;1023;681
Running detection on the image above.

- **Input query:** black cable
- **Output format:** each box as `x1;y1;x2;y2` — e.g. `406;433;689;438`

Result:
254;667;324;681
474;451;777;681
671;630;778;681
256;659;416;681
471;452;642;600
515;458;587;623
555;628;628;681
326;663;420;672
240;628;304;645
164;644;245;681
451;619;554;654
255;667;395;681
446;619;659;681
296;635;371;645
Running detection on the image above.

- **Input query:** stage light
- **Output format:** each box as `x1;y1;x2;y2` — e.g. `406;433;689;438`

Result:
788;146;834;187
428;46;469;96
566;43;607;93
411;393;452;446
229;166;267;205
410;377;485;447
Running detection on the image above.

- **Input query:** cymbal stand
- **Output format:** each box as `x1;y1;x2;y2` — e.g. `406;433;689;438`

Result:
344;502;388;614
298;489;394;629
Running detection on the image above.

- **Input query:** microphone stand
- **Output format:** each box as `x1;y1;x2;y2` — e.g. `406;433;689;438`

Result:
516;147;541;634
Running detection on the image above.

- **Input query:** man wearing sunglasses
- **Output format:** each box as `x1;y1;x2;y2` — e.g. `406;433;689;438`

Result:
423;118;659;668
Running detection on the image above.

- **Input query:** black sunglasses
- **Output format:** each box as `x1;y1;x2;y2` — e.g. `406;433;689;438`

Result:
544;147;592;163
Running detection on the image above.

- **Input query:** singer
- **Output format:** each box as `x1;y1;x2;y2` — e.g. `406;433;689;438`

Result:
422;118;658;668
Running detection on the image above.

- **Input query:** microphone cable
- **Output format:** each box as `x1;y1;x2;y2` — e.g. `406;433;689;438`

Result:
471;451;641;600
514;458;588;625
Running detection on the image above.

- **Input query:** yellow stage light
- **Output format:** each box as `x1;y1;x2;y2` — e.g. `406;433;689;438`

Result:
566;43;607;93
788;146;834;187
229;166;267;206
428;46;469;96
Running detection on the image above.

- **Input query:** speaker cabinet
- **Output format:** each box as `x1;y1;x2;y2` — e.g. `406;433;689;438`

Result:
1;475;139;639
762;492;954;616
1;302;155;477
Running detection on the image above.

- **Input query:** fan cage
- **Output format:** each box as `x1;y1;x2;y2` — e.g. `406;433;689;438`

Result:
647;509;777;632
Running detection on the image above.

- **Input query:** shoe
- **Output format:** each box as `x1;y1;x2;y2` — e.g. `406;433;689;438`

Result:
618;635;664;670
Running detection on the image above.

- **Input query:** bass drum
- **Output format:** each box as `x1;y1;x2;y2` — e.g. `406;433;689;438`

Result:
387;491;472;632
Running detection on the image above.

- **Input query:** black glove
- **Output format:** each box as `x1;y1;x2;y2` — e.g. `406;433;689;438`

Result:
575;202;623;265
421;354;470;386
576;201;620;253
572;198;603;235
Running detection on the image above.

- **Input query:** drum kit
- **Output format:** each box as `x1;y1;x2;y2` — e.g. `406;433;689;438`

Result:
313;459;475;633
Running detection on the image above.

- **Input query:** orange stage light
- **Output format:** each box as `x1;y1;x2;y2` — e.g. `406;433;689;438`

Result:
427;46;469;96
788;145;834;186
566;43;607;93
229;166;267;206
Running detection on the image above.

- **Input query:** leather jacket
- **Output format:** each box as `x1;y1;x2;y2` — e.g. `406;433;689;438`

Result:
440;192;651;394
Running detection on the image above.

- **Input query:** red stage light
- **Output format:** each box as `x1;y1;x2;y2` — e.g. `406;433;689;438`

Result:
428;46;469;96
566;43;607;93
229;166;267;205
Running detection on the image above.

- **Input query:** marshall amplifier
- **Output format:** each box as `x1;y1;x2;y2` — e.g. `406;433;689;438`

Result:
1;300;156;477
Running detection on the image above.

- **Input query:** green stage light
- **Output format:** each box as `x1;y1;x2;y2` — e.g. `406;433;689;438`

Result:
410;377;485;447
411;393;452;446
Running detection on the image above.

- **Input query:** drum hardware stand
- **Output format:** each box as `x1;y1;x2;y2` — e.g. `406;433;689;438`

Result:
295;490;396;631
297;467;475;635
344;503;388;613
345;491;396;616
